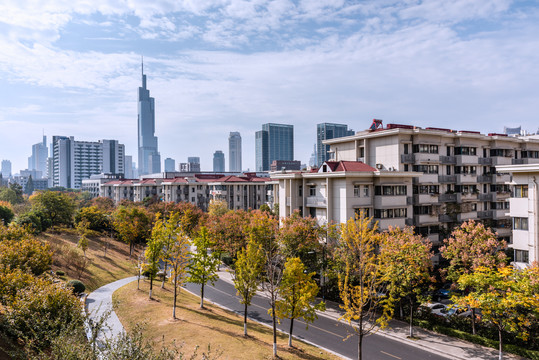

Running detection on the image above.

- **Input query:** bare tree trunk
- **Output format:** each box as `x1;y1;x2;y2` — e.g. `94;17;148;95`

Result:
358;333;363;360
244;302;248;336
200;284;205;309
161;263;167;289
272;303;277;358
409;297;414;338
149;274;153;299
173;281;178;319
498;328;503;360
471;308;476;335
288;318;294;347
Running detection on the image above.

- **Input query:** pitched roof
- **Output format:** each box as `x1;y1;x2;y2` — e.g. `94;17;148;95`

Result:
320;161;376;173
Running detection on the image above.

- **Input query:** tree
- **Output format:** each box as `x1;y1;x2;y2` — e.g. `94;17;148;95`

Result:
208;209;251;259
75;206;111;233
151;212;181;289
9;182;24;204
188;226;220;309
232;237;264;336
379;226;433;338
440;220;507;334
0;204;14;225
165;223;190;319
0;237;52;276
145;224;164;300
457;266;539;360
30;191;75;227
337;213;390;360
0;188;18;205
24;175;34;195
113;206;152;257
76;219;90;257
208;198;229;218
275;257;325;347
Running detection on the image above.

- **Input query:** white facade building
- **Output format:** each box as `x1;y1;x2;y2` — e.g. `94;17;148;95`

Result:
496;164;539;268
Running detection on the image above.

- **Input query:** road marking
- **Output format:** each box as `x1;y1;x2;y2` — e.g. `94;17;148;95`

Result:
380;351;401;359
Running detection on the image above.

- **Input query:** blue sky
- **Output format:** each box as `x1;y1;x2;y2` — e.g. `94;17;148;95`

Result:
1;0;538;174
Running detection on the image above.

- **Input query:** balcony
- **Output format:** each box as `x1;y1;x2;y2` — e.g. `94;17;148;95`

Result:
478;193;493;201
512;159;526;165
478;157;492;165
438;175;456;183
492;173;511;184
413;193;439;204
405;218;414;226
439;193;457;202
407;196;413;205
456;174;477;184
414;214;439;225
477;210;493;219
401;154;414;163
439;214;456;222
306;196;327;207
477;175;492;183
440;156;456;165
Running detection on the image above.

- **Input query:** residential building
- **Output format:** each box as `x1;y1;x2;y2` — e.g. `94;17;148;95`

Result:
138;60;161;175
213;151;225;172
496;164;539;268
82;174;124;199
28;135;48;178
255;123;294;172
272;160;417;228
100;173;277;211
229;132;242;172
164;158;176;172
52;136;125;189
322;122;539;249
270;160;301;171
1;160;11;178
316;123;354;166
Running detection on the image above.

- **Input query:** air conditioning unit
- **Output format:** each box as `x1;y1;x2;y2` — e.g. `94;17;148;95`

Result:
376;164;383;169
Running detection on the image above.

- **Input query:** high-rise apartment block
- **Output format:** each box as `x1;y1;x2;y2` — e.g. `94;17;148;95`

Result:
28;135;48;178
1;160;11;178
316;123;354;166
213;151;225;172
52;136;125;189
228;132;242;172
255;123;294;172
164;158;176;172
138;61;161;175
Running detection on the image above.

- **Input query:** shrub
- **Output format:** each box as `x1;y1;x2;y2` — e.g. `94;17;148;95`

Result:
0;205;14;225
67;280;86;295
0;237;52;276
56;270;65;276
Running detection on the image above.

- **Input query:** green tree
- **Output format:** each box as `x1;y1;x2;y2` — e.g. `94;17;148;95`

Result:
30;191;75;227
380;226;432;338
24;175;34;195
0;204;14;225
440;219;507;334
188;226;220;309
145;225;164;300
208;198;229;218
0;188;18;205
113;206;152;257
166;227;190;319
337;213;389;360
76;219;90;257
75;206;111;232
457;266;539;360
232;237;265;336
151;212;180;289
275;257;325;347
9;182;24;204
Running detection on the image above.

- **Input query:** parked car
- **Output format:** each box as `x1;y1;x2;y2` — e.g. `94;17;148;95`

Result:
419;302;447;316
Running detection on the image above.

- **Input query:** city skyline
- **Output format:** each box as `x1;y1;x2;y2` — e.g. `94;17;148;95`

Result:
1;1;539;173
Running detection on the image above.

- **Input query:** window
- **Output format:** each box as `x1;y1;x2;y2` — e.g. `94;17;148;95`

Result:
413;206;432;215
374;208;407;219
455;166;476;175
363;186;369;197
412;165;438;174
491;184;511;193
298;185;303;197
514;185;528;198
354;185;361;197
412;144;438;154
414;185;439;194
514;250;529;263
309;185;316;196
455;185;477;194
375;185;407;196
490;201;509;210
514;217;528;230
404;144;409;154
490;148;511;157
355;208;370;217
455;146;477;156
522;151;539;159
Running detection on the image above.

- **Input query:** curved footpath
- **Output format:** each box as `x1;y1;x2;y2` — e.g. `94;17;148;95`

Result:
87;273;521;360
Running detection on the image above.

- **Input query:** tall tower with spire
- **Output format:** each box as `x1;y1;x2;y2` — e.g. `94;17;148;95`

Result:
137;58;161;175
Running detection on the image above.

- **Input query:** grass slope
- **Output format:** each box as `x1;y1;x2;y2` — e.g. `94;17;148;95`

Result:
40;230;140;292
114;280;342;360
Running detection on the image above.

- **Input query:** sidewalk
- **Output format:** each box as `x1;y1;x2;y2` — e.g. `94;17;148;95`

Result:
216;269;522;360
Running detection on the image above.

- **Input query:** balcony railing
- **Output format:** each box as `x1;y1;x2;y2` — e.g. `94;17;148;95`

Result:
477;210;493;219
438;175;456;183
512;159;525;165
440;156;456;164
405;218;414;226
439;193;457;202
401;154;414;163
407;196;413;205
477;175;492;183
478;157;492;165
439;214;456;222
478;193;493;201
306;196;327;207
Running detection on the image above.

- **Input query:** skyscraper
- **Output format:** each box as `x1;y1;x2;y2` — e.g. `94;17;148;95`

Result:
255;123;293;172
1;160;12;178
138;59;161;175
28;135;48;178
164;158;176;172
124;155;134;178
228;132;242;172
316;123;354;166
213;151;225;172
102;140;125;175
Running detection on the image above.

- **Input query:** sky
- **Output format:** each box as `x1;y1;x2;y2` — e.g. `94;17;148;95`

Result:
1;0;538;174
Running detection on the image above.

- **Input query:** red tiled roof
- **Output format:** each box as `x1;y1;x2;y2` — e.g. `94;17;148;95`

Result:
336;161;377;172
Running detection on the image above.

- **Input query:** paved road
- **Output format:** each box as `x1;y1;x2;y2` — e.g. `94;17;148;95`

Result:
184;278;449;360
